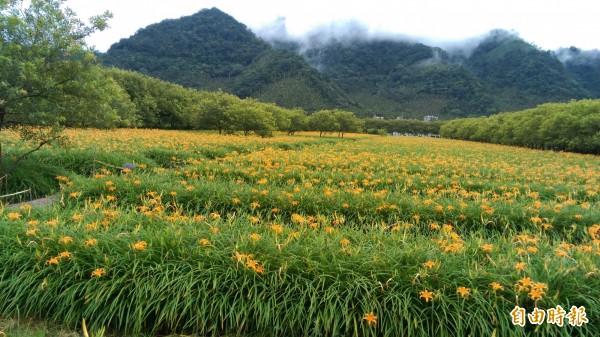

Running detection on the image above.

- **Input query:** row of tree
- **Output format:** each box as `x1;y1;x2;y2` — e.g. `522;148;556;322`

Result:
105;68;362;137
0;0;365;188
440;99;600;154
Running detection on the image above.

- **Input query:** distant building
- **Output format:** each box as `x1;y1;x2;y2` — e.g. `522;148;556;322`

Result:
373;115;385;120
423;115;438;122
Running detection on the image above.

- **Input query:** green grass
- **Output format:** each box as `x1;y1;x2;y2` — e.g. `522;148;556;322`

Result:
1;130;599;336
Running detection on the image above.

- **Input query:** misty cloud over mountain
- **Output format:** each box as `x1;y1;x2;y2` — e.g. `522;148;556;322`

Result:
101;7;600;118
257;19;600;64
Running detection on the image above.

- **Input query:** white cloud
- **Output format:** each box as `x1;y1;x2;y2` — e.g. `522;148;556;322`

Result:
64;0;600;52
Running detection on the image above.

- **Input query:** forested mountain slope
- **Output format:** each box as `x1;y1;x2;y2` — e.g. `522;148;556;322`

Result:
101;8;600;118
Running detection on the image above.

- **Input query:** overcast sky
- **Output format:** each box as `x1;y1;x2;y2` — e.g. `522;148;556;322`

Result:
64;0;600;52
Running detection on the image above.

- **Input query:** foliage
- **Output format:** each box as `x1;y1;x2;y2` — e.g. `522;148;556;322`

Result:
224;99;276;137
0;130;599;336
0;0;133;190
102;8;269;87
106;68;199;129
559;47;600;98
440;99;600;154
465;30;589;112
100;8;600;119
333;109;363;137
233;49;354;110
308;109;339;137
104;67;362;139
363;118;444;135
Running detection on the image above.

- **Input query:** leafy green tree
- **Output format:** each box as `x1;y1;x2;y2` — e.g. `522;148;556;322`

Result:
308;110;339;137
190;90;240;133
333;109;362;137
225;100;276;137
0;0;115;183
286;109;308;135
261;102;291;131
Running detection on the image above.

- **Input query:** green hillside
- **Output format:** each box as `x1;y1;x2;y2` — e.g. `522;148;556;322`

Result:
465;30;589;111
101;8;599;118
102;8;352;111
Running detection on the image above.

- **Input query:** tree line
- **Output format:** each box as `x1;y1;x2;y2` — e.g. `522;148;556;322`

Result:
440;99;600;154
104;68;363;137
0;0;365;190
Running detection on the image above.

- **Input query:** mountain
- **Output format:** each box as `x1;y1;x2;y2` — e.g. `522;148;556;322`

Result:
464;30;588;112
287;38;492;118
101;8;599;118
101;8;354;111
557;47;600;98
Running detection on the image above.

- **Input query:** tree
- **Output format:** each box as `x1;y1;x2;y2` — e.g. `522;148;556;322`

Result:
333;109;362;137
286;109;308;135
190;90;239;133
308;110;339;137
0;0;116;185
225;100;276;137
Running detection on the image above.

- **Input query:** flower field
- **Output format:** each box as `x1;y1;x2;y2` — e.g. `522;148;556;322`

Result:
1;129;599;336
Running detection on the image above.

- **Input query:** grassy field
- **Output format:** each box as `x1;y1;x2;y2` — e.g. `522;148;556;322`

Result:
1;129;599;336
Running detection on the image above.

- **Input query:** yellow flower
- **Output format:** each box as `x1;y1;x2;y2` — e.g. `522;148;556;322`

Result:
489;282;504;292
270;224;284;234
480;244;493;252
46;257;59;265
91;268;106;278
85;238;98;246
59;236;73;244
457;286;471;298
340;238;351;246
419;289;434;303
69;191;80;198
131;240;147;251
528;287;545;301
210;212;221;220
363;312;377;325
250;201;261;208
514;262;526;271
291;214;306;225
7;212;21;220
517;276;533;288
422;260;436;269
555;249;569;258
249;233;261;241
246;259;259;270
588;225;600;240
26;227;40;236
199;238;211;246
